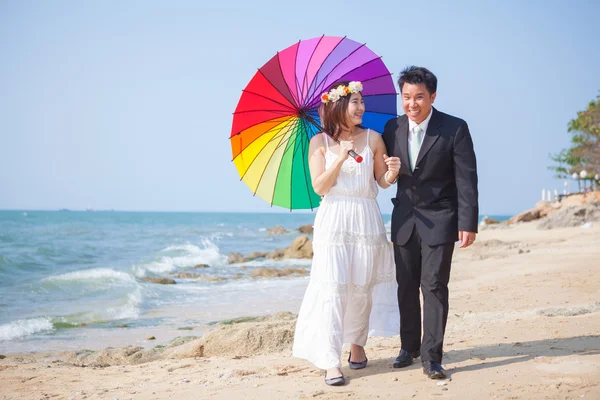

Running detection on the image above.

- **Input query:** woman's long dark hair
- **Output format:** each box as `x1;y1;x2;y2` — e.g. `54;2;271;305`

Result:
318;81;363;141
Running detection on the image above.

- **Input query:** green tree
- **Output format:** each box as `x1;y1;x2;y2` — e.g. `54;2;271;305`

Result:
550;93;600;178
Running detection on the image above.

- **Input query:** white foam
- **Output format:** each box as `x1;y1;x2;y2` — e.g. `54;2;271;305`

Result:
140;239;227;274
106;288;143;320
0;317;54;341
44;268;135;284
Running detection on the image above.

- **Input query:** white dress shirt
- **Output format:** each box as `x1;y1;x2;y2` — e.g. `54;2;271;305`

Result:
408;108;433;154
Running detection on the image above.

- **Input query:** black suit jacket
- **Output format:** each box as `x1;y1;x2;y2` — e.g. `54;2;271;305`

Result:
382;107;479;246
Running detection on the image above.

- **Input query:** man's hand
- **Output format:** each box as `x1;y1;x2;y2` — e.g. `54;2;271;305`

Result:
458;231;476;248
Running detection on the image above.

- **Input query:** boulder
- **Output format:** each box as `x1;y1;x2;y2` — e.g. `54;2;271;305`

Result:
298;224;314;235
482;217;499;225
171;272;203;279
141;277;176;285
283;235;313;259
507;201;554;224
250;267;309;278
227;252;245;264
246;251;267;259
266;235;313;260
538;202;600;230
201;314;297;357
267;225;288;235
227;251;266;264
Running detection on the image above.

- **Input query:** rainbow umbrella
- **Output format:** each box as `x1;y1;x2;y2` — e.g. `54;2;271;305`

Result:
230;36;397;210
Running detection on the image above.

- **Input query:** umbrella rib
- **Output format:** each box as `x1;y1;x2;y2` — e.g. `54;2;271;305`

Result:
290;120;314;210
300;35;325;107
230;116;294;161
268;117;304;206
257;62;300;110
233;109;295;116
285;41;301;106
240;89;298;114
271;117;302;155
294;39;303;108
302;35;348;108
235;117;299;181
305;69;396;109
250;117;302;199
298;120;317;211
307;41;369;103
306;56;384;107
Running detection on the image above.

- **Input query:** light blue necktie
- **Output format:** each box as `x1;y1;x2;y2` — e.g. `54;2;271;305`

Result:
410;125;424;171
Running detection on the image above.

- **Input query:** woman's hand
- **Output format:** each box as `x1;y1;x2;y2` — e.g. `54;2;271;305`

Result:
383;154;401;182
338;140;354;162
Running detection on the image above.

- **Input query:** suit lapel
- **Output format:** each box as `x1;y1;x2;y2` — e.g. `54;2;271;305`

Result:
395;115;410;174
415;107;442;167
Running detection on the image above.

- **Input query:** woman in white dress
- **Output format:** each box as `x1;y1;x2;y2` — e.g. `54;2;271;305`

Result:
292;81;400;386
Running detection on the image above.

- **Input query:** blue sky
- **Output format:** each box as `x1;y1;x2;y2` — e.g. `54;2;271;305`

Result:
1;0;599;215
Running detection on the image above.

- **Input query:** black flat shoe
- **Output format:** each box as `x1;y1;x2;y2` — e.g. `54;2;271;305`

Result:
348;351;368;370
422;361;446;379
393;349;421;368
324;373;345;386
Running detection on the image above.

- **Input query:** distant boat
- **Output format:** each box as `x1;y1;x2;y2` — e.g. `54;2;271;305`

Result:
58;209;71;212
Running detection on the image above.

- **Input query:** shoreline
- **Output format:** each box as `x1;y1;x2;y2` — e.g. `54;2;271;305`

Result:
1;220;599;399
0;277;309;355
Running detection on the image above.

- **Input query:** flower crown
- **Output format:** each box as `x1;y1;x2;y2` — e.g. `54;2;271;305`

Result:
320;81;363;104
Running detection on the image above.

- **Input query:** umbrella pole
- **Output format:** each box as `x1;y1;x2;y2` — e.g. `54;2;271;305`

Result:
305;116;363;163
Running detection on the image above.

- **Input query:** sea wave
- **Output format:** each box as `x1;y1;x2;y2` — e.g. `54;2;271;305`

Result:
0;317;54;341
44;268;136;285
138;239;227;274
106;288;143;320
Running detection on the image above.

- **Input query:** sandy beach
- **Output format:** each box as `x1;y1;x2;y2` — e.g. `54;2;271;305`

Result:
1;218;599;400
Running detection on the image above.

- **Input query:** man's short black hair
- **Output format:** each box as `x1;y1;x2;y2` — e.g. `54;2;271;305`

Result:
398;66;437;95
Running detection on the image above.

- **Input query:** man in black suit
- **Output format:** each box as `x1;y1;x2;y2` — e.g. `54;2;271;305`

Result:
382;66;478;379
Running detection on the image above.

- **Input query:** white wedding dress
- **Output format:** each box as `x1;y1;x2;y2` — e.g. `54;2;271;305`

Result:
292;130;400;370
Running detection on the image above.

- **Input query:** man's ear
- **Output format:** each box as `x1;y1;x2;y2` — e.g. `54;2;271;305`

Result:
431;93;437;103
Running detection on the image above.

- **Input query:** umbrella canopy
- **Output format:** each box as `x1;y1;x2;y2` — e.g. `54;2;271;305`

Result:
230;36;397;210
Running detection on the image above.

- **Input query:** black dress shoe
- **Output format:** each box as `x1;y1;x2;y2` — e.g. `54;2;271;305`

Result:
348;351;368;370
422;361;446;379
393;349;421;368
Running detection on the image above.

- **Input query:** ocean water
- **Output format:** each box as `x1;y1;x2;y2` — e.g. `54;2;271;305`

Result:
0;210;509;354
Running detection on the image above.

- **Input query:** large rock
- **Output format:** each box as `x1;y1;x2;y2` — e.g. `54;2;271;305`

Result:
63;346;161;367
482;216;499;225
171;272;203;279
298;224;314;235
60;313;298;366
246;251;267;259
250;267;309;278
266;235;313;260
201;313;297;357
508;192;600;225
538;202;600;230
161;337;204;359
508;201;555;224
267;225;288;235
227;252;245;264
141;276;176;285
227;251;266;264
